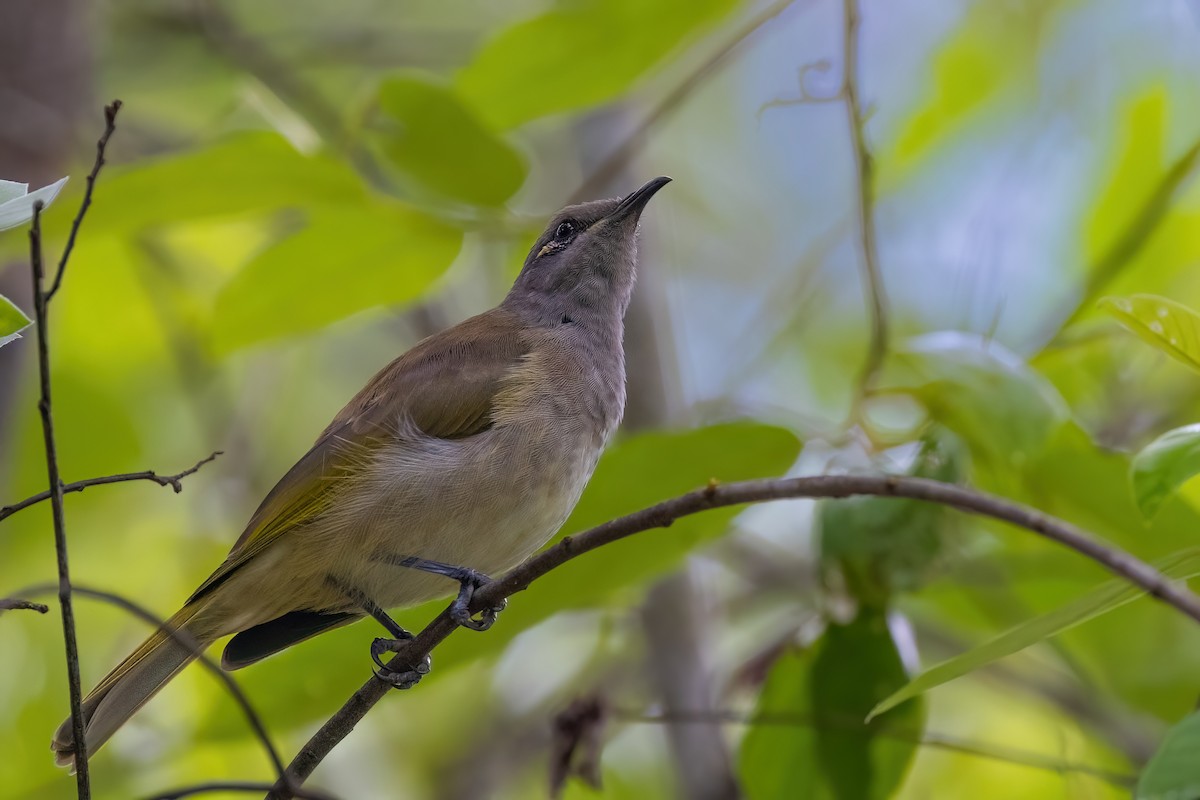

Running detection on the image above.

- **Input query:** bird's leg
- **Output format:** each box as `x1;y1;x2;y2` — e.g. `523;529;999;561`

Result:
376;554;507;632
325;576;431;689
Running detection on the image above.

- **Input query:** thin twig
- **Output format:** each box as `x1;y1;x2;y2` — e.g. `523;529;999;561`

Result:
569;0;805;204
0;598;49;613
6;584;332;800
270;473;1200;797
0;451;222;522
46;101;122;302
841;0;889;413
622;709;1136;787
30;200;90;796
144;782;336;800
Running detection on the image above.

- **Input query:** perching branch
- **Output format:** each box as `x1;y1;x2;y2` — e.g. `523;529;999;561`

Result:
30;199;90;798
0;451;222;523
3;583;334;800
46;100;122;301
269;473;1200;797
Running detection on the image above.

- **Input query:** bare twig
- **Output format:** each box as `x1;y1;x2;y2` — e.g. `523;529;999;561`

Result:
46;101;122;301
270;473;1200;797
30;200;91;797
7;583;333;800
0;597;49;613
622;708;1136;787
145;782;336;800
841;0;889;412
0;451;222;522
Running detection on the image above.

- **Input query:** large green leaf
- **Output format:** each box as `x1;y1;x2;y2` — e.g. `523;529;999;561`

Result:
456;0;738;130
369;73;526;206
1131;424;1200;519
1099;294;1200;373
80;132;369;235
1138;711;1200;799
740;611;924;800
894;332;1069;469
211;202;461;351
869;547;1200;720
0;294;31;349
207;423;801;734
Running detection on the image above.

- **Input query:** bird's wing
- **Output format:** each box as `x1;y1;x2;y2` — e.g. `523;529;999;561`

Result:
187;309;532;604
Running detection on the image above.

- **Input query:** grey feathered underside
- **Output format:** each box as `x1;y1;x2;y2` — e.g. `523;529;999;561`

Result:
222;609;359;669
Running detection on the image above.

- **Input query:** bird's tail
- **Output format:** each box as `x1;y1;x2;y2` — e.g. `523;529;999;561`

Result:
51;600;214;770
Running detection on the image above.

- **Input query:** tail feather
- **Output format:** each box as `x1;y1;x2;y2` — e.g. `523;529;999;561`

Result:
51;602;211;769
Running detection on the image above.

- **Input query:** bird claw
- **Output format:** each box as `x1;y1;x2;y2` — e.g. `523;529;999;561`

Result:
371;635;431;689
449;571;507;631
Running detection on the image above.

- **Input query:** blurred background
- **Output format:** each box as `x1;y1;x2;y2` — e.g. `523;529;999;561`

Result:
3;0;1200;797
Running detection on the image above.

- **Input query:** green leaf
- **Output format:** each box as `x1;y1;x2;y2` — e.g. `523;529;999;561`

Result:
456;0;738;130
209;423;800;735
1138;711;1200;800
869;547;1200;720
895;332;1069;468
1099;294;1200;373
740;611;924;800
370;73;526;206
212;202;462;351
819;430;964;608
1131;424;1200;519
81;132;369;234
0;294;31;349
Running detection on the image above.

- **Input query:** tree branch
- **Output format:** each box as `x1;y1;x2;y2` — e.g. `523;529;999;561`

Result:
30;199;90;797
46;101;121;301
146;783;336;800
269;473;1200;797
3;583;334;800
0;451;222;523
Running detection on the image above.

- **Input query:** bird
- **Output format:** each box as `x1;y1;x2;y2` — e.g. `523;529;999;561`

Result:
51;176;672;769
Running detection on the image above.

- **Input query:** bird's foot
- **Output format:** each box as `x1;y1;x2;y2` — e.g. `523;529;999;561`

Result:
448;571;507;632
379;555;508;632
371;634;431;689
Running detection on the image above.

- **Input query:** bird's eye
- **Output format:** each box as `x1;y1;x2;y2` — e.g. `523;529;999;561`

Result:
555;221;576;240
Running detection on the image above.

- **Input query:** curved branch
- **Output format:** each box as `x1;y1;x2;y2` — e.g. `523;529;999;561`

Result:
0;451;222;522
5;584;331;800
269;473;1200;797
145;782;335;800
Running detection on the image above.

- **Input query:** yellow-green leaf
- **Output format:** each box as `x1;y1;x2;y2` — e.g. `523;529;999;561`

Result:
1099;294;1200;372
0;293;31;348
212;202;461;351
370;73;526;206
868;547;1200;720
1131;424;1200;519
457;0;738;130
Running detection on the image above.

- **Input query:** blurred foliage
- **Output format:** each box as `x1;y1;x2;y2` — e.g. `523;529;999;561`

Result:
3;0;1200;798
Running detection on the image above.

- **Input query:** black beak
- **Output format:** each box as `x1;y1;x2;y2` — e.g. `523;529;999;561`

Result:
609;176;672;222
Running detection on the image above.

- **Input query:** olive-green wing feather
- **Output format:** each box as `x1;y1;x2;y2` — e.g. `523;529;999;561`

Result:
188;309;530;603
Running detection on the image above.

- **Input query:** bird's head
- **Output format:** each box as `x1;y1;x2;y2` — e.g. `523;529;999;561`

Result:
506;176;670;326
